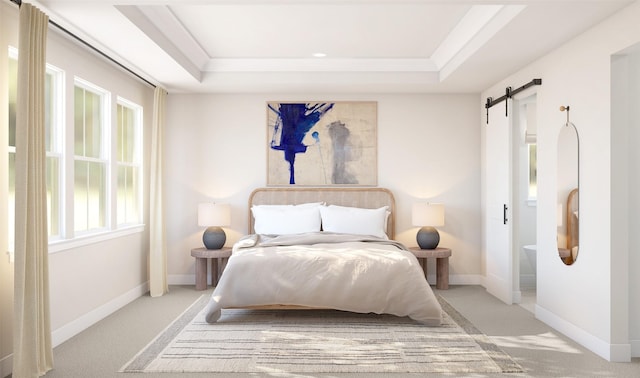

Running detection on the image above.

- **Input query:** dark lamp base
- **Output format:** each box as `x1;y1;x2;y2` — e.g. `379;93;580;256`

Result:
417;226;440;249
203;226;226;250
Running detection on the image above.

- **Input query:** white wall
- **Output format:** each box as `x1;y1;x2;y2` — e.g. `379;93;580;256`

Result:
629;47;640;357
481;1;640;361
43;29;154;340
164;93;483;286
0;4;154;373
612;43;640;358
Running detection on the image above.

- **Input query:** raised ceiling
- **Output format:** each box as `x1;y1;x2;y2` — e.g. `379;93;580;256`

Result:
34;0;633;93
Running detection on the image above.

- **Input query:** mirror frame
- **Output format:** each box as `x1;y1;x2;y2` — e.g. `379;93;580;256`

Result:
557;116;579;265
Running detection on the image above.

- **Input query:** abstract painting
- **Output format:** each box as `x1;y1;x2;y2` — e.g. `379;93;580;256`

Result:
267;101;377;186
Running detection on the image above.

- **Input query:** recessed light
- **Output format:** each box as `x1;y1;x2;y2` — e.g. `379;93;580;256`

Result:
312;52;327;58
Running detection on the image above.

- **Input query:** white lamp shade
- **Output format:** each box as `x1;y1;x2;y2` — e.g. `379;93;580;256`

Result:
198;203;231;227
412;203;445;227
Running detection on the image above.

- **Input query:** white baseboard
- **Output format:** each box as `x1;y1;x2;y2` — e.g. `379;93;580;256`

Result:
51;282;149;347
631;339;640;357
0;353;12;378
484;273;514;304
536;303;631;362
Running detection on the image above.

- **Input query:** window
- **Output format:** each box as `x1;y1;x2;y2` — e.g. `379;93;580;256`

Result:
74;79;109;233
45;64;64;239
116;100;142;226
8;48;63;246
7;48;144;251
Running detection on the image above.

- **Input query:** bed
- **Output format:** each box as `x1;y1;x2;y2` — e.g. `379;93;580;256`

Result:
203;187;443;326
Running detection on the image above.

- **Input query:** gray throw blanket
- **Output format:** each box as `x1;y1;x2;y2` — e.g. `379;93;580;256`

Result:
235;231;409;251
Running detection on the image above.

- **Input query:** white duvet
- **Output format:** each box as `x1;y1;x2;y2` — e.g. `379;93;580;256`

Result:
204;232;443;326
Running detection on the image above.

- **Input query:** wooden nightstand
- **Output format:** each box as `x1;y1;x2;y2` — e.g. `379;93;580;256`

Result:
190;247;232;290
408;247;452;290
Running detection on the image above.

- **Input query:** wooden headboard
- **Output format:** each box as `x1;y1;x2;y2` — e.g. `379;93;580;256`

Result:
248;187;396;239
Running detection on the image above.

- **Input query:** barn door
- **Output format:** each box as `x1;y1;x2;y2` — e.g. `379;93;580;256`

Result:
484;101;514;304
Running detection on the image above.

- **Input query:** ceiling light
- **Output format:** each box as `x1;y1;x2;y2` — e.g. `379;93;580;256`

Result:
312;53;327;58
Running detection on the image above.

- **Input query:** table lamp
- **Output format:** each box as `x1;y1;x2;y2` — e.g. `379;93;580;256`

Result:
198;203;230;249
412;202;445;249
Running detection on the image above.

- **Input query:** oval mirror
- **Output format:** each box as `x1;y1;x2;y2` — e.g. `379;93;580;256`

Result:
557;107;579;265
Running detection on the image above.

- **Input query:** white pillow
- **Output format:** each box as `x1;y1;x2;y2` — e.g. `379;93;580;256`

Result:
320;205;389;239
251;203;322;235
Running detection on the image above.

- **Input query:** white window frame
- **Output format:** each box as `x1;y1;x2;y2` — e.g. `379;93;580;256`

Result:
7;47;65;243
72;77;111;236
115;97;143;227
6;47;145;255
45;62;65;241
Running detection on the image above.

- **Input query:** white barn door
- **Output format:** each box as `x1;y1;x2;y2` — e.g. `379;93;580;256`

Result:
484;102;514;304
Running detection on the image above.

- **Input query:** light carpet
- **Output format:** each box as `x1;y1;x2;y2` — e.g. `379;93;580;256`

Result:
121;295;522;374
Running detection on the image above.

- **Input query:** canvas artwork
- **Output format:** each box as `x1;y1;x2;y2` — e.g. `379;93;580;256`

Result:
267;101;377;186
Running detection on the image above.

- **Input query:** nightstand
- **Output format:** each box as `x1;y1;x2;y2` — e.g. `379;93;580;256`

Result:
190;247;232;290
408;247;452;290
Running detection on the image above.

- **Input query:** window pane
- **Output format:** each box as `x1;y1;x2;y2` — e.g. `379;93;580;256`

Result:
75;85;102;158
85;91;102;158
74;160;106;232
128;166;139;224
117;166;126;225
117;104;135;163
44;69;60;238
74;160;88;232
117;166;140;225
124;107;135;162
44;72;53;152
116;101;141;226
117;105;123;161
46;156;60;237
74;86;85;156
87;161;105;229
9;57;17;147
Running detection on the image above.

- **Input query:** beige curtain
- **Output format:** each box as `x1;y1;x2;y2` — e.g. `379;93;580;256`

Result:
13;3;54;378
149;86;168;297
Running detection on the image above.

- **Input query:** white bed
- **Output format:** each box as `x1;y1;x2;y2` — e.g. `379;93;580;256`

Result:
203;187;443;326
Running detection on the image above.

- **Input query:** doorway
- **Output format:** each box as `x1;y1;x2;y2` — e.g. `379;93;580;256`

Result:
512;94;538;313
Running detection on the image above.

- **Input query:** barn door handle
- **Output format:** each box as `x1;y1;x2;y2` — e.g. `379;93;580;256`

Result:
503;204;508;225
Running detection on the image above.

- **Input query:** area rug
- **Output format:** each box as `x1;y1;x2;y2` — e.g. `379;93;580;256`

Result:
121;295;522;374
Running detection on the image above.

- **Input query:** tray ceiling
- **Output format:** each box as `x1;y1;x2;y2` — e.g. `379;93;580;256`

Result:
33;0;632;93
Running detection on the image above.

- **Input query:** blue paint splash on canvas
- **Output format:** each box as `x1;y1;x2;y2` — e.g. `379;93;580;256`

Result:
269;103;334;184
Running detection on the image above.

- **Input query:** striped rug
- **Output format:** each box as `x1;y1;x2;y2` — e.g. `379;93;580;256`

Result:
121;295;522;374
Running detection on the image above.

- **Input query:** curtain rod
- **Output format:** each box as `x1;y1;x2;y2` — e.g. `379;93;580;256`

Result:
484;78;541;124
9;0;157;89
